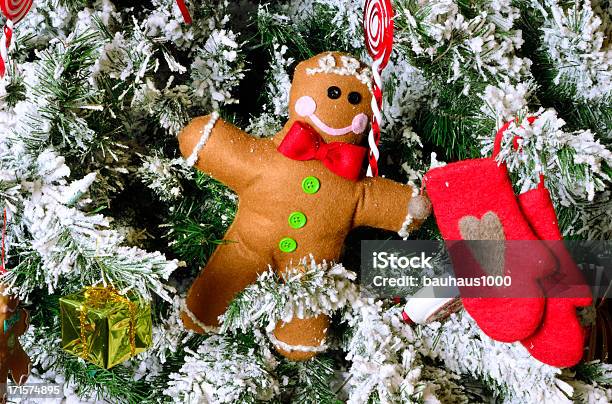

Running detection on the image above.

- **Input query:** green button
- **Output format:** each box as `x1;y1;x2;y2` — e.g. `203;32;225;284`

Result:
302;176;320;194
288;212;307;229
279;237;297;253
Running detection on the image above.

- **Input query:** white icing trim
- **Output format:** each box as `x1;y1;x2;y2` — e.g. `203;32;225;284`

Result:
398;215;413;239
398;187;420;239
268;331;328;353
181;300;220;334
305;53;373;92
185;111;220;166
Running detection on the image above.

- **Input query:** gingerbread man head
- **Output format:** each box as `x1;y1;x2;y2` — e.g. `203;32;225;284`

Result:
285;52;374;146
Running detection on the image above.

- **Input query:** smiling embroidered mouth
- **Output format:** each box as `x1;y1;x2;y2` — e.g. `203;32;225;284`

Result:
294;95;369;136
308;113;356;136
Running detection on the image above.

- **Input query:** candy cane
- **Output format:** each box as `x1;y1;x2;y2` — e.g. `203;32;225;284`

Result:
363;0;394;177
175;0;192;24
0;208;6;274
0;0;33;78
0;20;13;77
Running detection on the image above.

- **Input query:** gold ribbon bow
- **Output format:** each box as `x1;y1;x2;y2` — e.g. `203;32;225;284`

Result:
78;286;137;359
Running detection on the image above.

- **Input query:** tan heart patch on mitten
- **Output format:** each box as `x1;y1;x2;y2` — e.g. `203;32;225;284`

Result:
458;211;506;277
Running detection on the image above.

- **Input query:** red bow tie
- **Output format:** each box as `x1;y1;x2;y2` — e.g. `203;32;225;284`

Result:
277;122;367;181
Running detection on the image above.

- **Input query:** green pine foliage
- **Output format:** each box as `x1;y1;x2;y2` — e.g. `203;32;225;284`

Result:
0;0;610;403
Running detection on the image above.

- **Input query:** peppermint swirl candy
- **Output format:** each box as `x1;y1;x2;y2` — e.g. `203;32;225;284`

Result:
1;0;33;23
363;0;394;71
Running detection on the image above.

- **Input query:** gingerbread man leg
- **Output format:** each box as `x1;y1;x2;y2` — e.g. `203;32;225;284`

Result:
268;263;331;361
272;315;330;361
181;229;273;332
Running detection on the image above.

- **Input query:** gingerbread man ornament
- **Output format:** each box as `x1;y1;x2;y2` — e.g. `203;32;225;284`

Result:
178;52;430;360
0;285;31;403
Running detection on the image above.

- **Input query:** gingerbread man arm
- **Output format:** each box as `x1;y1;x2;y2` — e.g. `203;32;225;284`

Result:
353;177;425;235
178;114;264;192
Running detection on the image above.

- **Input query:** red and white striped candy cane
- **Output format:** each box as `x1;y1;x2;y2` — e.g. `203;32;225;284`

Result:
175;0;192;24
0;208;7;274
0;0;33;77
0;20;13;77
363;0;394;177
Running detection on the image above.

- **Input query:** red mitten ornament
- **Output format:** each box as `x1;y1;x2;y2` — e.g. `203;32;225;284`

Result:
0;285;31;404
518;179;592;367
423;127;557;342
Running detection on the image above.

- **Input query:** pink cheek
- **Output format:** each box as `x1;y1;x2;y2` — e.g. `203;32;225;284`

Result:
295;96;316;117
352;113;368;134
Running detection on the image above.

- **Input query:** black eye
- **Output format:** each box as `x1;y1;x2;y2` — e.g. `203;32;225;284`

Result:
348;91;362;105
327;86;341;99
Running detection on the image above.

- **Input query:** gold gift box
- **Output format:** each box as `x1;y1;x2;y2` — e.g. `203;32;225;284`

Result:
60;287;152;369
